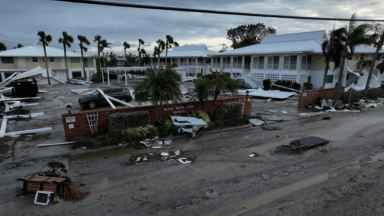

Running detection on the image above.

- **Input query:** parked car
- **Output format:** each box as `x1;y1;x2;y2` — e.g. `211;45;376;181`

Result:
79;87;132;109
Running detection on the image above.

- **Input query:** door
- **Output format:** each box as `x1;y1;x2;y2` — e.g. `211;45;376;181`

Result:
18;57;26;69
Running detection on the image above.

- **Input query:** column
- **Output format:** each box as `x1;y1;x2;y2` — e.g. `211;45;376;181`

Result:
125;70;127;85
1;72;5;82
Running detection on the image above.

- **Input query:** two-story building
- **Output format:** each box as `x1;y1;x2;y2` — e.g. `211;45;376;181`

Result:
0;41;97;85
150;45;217;76
211;30;384;89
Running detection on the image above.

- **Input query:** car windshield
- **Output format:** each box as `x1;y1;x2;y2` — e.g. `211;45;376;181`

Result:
92;91;99;95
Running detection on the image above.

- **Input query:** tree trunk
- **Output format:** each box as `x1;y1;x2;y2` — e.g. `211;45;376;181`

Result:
200;99;204;111
97;46;101;73
335;56;346;103
64;45;69;83
43;45;51;85
124;49;126;65
363;34;384;99
165;46;168;66
155;99;159;123
210;92;219;118
158;54;160;67
159;100;164;122
321;59;330;89
81;49;87;80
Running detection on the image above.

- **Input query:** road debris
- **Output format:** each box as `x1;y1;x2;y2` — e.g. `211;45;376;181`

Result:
178;158;192;165
274;136;329;155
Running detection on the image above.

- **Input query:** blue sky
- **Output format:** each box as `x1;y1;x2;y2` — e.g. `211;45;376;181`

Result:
0;0;382;56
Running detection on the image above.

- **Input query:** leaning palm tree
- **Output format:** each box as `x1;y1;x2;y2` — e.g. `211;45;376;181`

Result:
354;58;372;75
78;35;90;80
363;23;384;99
123;42;130;62
137;39;145;66
155;39;165;66
165;35;179;65
38;31;52;85
58;31;74;83
0;42;6;52
208;70;238;117
94;35;104;72
134;67;182;122
321;29;343;88
186;76;214;111
333;14;371;103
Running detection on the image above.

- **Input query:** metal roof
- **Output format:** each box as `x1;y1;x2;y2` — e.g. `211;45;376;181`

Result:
260;30;327;44
159;46;216;58
0;44;91;57
172;45;207;51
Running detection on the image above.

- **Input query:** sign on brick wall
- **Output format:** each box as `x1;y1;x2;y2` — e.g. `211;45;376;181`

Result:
62;96;252;140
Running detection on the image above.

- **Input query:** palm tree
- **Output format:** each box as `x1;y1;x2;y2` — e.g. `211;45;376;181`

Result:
108;51;117;67
208;70;238;117
37;31;52;85
14;44;23;49
354;58;372;75
123;42;130;62
78;35;91;80
137;39;145;66
187;76;214;111
165;35;179;65
134;67;182;122
94;35;111;72
333;14;371;103
0;42;6;52
58;31;74;83
155;39;165;66
363;24;384;99
320;30;343;88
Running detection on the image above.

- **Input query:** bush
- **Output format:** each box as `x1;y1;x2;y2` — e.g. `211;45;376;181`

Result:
292;82;301;90
108;111;150;134
122;125;158;142
158;118;179;137
303;82;313;90
72;134;96;149
263;79;271;90
215;102;243;120
186;110;211;125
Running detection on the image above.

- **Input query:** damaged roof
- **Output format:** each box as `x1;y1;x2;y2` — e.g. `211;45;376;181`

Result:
0;41;91;58
159;45;217;58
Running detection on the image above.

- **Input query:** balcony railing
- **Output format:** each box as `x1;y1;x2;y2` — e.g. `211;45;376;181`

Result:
222;62;231;68
84;61;94;68
300;62;312;71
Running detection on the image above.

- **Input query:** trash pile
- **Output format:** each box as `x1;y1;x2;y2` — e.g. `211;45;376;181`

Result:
127;136;172;150
17;162;89;205
129;150;194;165
311;98;383;113
273;136;329;155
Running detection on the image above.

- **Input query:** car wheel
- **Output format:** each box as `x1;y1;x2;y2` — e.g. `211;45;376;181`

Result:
89;101;97;109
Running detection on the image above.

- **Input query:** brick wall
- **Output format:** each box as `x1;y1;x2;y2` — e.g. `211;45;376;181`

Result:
298;87;344;108
62;96;252;140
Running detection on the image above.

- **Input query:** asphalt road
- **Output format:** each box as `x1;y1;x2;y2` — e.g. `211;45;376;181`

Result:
1;104;384;216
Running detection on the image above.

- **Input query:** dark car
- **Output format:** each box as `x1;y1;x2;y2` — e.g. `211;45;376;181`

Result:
79;87;132;109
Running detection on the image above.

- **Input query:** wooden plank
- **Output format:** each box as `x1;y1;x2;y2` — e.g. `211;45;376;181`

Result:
5;127;52;136
0;119;7;138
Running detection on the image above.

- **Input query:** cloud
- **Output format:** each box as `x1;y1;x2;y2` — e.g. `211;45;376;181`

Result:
0;0;383;55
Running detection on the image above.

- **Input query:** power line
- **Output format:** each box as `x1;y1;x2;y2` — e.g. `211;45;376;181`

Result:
54;0;384;22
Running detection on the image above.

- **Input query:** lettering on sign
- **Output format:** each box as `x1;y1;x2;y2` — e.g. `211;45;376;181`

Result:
303;92;307;97
186;105;193;109
173;110;185;115
69;124;74;129
175;106;184;110
164;107;173;111
66;116;76;123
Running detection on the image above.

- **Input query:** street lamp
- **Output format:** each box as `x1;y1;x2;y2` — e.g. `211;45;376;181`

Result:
66;105;72;114
246;90;249;97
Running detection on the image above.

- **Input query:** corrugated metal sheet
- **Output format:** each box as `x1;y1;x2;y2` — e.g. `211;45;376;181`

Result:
261;30;326;44
0;45;89;57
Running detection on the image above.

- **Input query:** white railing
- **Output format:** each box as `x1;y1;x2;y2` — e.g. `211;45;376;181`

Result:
84;62;94;68
222;62;231;68
300;62;312;71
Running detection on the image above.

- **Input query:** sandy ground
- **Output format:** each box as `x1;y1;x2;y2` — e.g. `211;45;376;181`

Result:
1;83;384;215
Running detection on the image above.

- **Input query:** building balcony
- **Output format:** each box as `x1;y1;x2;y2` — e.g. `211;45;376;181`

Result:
251;62;312;71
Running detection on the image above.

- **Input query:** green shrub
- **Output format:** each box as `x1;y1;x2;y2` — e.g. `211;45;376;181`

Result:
215;102;243;120
292;82;301;90
72;134;95;149
122;125;158;141
303;82;313;90
263;79;271;90
108;111;150;134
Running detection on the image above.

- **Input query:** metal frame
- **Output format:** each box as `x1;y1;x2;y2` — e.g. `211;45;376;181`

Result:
34;191;54;205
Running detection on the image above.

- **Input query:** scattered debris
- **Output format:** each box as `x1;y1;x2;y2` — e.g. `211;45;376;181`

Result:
37;141;75;147
274;136;329;155
178;158;192;165
249;119;264;126
161;152;169;157
248;153;258;158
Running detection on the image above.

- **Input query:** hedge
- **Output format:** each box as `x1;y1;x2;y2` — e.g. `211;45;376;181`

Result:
108;111;150;134
215;102;243;120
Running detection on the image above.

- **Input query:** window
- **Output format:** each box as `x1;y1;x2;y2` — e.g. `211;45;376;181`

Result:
32;57;38;62
70;57;80;64
301;55;312;70
49;57;55;62
1;57;14;64
267;56;279;69
360;54;365;60
72;71;81;78
347;55;353;60
223;57;230;68
325;75;334;83
233;56;242;68
377;54;381;61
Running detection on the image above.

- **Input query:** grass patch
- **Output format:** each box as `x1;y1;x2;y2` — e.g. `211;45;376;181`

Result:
317;148;327;153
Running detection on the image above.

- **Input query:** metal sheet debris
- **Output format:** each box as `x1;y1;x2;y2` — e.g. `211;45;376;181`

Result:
178;158;192;165
249;119;264;126
171;116;207;128
274;136;329;155
37;142;76;147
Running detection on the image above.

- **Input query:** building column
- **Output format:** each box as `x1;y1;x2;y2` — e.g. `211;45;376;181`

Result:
0;72;5;82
